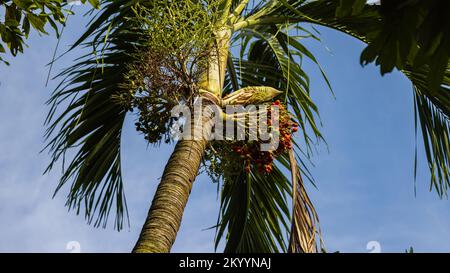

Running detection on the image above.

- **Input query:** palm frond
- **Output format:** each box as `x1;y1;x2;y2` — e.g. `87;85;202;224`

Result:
236;0;450;196
287;149;322;253
214;140;321;253
232;25;329;152
215;16;328;252
298;0;450;196
215;164;291;253
44;1;147;230
406;65;450;196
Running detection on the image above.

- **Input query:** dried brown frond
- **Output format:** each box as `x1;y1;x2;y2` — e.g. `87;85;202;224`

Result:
288;149;324;253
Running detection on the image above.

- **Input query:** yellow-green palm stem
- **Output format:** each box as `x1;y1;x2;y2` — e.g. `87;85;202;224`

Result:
228;0;250;22
198;27;231;96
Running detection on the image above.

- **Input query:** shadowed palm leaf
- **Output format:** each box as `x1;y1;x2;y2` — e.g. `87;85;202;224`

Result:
44;0;149;230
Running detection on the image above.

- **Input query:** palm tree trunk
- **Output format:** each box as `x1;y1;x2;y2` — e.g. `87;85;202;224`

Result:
133;27;231;253
133;139;207;253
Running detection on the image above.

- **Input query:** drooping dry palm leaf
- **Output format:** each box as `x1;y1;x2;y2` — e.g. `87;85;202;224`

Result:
287;148;322;253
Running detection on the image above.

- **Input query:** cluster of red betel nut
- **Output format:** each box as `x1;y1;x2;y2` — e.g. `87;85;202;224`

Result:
232;100;299;174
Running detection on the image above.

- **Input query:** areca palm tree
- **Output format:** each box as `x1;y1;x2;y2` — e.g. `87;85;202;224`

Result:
44;0;449;253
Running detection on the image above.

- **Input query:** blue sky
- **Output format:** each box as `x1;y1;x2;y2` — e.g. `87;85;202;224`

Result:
1;5;450;253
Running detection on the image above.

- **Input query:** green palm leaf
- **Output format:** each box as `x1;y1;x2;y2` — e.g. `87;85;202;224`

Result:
300;1;450;196
44;1;148;230
216;11;328;252
235;0;449;196
215;165;291;253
